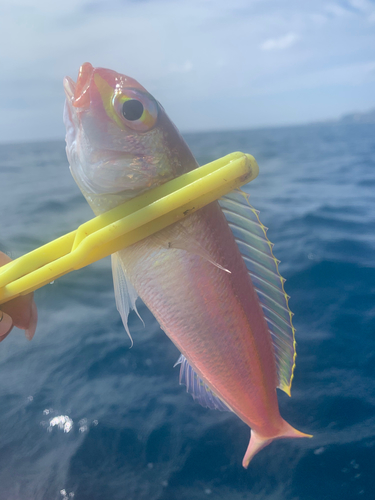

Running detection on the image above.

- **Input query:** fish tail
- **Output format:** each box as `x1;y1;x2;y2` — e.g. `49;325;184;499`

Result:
242;420;312;468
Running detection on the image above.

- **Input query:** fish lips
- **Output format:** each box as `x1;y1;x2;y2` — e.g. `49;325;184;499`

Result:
63;62;94;109
62;62;94;143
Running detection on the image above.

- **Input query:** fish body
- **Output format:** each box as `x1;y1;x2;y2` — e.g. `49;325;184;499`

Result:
120;205;281;429
63;63;311;467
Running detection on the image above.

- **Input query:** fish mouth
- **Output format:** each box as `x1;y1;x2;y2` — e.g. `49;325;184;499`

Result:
63;75;75;100
63;62;94;109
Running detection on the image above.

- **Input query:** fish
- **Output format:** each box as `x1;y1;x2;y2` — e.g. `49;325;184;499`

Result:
63;62;311;467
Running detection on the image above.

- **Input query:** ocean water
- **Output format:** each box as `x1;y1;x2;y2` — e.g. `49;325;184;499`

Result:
0;123;374;500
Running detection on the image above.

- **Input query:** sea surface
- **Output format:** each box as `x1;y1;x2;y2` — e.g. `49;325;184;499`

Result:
0;123;374;500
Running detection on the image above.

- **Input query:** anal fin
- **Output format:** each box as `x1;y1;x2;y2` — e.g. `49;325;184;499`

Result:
175;355;231;412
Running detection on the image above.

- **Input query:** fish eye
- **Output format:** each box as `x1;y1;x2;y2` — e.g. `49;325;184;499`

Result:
113;89;158;132
122;99;144;121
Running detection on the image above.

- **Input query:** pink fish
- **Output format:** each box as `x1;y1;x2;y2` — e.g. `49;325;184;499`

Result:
63;63;311;467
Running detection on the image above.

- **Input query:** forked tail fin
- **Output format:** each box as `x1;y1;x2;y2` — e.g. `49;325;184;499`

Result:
242;420;312;468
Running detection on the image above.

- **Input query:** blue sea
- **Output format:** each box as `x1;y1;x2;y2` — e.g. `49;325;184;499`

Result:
0;123;374;500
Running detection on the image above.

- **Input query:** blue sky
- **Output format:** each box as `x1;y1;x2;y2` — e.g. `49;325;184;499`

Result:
0;0;374;142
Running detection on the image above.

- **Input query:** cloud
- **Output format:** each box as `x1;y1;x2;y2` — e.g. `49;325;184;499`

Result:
324;3;352;17
348;0;373;13
325;0;375;20
251;60;375;95
260;33;299;51
168;61;194;74
0;0;375;141
348;0;375;21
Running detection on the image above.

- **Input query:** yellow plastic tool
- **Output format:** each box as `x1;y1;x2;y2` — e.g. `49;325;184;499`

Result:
0;152;258;305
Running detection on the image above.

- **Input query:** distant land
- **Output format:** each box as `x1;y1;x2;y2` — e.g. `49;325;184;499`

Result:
337;108;375;124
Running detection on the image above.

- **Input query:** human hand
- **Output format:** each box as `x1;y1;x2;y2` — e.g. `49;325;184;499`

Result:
0;251;38;342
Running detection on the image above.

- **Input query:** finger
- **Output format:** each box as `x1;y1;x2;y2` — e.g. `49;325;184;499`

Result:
0;311;13;342
0;251;38;338
0;251;11;266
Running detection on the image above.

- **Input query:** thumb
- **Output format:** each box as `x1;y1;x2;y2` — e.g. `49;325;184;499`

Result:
0;311;13;342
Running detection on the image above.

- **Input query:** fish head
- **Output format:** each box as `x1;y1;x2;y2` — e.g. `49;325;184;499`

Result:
63;63;197;212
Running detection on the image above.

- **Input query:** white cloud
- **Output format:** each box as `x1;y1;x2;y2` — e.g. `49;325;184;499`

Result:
348;0;373;12
309;13;329;25
0;0;375;141
251;60;375;95
260;33;299;51
168;61;194;74
348;0;375;21
325;3;352;17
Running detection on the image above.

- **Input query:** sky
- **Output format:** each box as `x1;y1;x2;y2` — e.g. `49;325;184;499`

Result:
0;0;375;143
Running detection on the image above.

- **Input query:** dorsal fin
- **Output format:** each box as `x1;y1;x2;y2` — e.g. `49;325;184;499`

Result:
219;189;296;396
175;355;231;412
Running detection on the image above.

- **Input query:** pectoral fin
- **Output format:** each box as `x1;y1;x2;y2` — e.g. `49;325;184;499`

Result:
111;252;143;346
151;223;230;273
